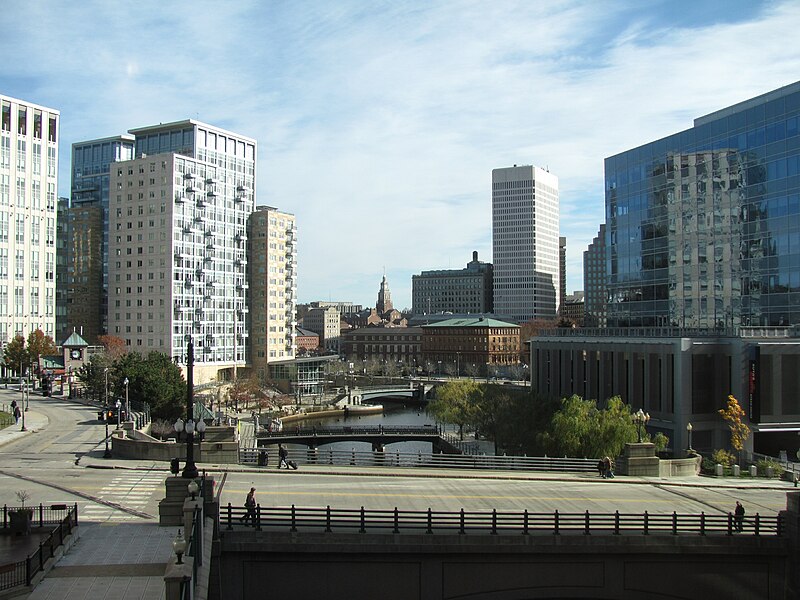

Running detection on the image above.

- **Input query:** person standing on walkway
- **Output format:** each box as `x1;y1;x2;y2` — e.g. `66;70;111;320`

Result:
734;501;745;532
240;487;257;526
278;444;288;469
597;459;606;478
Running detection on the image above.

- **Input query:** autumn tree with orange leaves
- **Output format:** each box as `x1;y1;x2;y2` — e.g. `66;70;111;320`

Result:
718;395;750;463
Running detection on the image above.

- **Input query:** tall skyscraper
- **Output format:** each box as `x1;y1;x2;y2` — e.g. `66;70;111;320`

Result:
248;205;297;379
106;120;255;382
492;165;560;323
58;135;135;342
0;94;59;343
583;224;607;327
605;80;800;328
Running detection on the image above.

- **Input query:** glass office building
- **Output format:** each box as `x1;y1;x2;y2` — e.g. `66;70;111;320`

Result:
605;81;800;328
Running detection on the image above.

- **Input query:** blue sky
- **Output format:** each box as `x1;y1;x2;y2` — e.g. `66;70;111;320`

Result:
3;1;800;310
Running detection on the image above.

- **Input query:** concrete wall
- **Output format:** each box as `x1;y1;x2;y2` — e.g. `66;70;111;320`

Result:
217;531;789;600
112;433;239;464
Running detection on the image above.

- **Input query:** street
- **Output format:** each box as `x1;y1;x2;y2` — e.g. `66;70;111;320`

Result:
0;387;794;525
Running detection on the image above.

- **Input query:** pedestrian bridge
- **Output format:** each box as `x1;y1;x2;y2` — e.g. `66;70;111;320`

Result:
254;425;461;454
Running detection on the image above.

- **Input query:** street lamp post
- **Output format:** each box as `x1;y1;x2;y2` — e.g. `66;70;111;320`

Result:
181;340;199;479
103;368;111;458
19;375;26;432
686;422;693;452
123;377;129;423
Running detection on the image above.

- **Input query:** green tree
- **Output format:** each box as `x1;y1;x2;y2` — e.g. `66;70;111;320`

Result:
427;380;482;439
113;352;186;421
75;354;113;402
548;395;638;458
3;335;27;375
26;330;57;374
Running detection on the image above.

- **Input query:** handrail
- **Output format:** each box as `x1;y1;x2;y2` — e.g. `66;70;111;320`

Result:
240;447;598;472
0;504;78;592
220;504;783;537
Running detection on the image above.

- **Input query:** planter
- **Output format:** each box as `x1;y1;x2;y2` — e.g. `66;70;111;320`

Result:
10;509;32;535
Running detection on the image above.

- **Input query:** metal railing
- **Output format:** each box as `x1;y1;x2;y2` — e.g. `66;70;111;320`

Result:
257;424;442;438
0;504;78;591
2;504;77;529
240;447;598;472
221;504;783;537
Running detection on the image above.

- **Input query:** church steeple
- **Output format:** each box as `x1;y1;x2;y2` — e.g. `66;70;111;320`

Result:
376;274;393;315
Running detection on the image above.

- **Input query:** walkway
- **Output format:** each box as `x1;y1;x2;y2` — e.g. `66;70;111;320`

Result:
0;392;176;600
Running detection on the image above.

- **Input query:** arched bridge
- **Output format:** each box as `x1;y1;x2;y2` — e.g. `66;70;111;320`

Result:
344;384;432;405
255;425;461;454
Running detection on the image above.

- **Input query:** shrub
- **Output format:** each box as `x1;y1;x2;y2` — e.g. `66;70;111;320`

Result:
711;449;736;467
150;419;175;441
756;458;784;477
701;458;717;474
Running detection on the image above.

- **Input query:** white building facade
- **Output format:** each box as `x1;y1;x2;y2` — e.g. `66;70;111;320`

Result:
0;94;59;343
492;165;560;323
106;120;255;382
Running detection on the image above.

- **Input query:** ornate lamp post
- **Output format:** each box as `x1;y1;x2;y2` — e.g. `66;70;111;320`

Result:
633;408;651;443
181;340;199;479
103;368;111;458
123;377;129;423
686;422;693;451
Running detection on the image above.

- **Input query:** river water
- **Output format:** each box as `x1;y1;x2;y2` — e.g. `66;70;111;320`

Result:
287;402;439;454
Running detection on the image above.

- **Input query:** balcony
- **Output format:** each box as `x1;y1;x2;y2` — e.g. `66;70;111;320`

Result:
234;232;248;242
233;195;245;203
205;177;218;185
184;172;196;180
185;184;199;194
206;190;217;198
174;193;186;204
236;282;249;290
234;256;248;266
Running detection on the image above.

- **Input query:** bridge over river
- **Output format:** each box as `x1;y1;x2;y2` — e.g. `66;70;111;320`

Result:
255;424;462;454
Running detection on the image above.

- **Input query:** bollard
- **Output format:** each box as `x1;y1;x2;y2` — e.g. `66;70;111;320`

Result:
750;465;757;477
715;463;723;477
732;464;740;477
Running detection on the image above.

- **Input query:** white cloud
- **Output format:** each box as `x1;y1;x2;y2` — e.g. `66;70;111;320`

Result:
2;0;800;308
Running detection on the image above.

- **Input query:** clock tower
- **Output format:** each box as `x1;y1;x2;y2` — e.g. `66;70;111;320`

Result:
62;330;89;370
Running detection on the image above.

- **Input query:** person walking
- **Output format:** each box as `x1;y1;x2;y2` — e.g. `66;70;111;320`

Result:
13;404;21;425
240;487;257;526
278;444;288;469
734;501;745;532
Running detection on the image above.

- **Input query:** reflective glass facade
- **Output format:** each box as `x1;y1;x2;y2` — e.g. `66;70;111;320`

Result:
605;81;800;328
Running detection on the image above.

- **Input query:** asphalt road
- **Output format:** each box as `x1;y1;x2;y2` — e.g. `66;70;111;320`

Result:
0;387;794;524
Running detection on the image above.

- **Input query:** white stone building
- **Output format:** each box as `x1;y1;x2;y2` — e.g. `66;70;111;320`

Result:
0;94;59;343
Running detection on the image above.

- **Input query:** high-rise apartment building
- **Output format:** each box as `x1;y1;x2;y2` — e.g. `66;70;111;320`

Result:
605;80;800;328
248;205;297;379
57;135;135;342
106;120;255;382
583;224;607;327
0;94;59;343
558;236;567;314
492;165;560;323
412;251;493;315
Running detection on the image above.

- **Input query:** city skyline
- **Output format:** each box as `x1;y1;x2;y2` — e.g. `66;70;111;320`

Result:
3;1;800;310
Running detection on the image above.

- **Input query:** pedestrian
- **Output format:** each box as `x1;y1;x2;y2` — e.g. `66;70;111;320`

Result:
240;487;257;526
603;456;614;479
597;458;606;478
734;501;745;532
10;399;16;412
13;405;21;425
278;444;288;469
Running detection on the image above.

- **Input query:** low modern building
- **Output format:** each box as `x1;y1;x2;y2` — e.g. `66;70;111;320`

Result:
412;251;493;315
530;326;800;456
421;316;520;376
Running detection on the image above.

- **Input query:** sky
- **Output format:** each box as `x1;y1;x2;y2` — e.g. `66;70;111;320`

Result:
3;0;800;310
